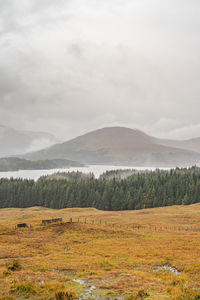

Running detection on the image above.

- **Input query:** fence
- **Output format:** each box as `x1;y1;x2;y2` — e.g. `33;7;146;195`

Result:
63;217;200;233
14;217;200;233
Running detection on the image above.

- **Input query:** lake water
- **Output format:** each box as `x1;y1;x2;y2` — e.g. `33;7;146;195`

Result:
0;165;170;181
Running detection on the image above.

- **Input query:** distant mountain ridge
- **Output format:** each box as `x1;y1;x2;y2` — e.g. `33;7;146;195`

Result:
0;125;59;157
153;136;200;153
23;127;200;167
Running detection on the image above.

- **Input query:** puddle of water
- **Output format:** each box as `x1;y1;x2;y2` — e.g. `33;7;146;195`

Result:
155;265;180;275
40;280;45;286
73;279;87;285
0;254;51;261
0;256;33;261
51;268;76;276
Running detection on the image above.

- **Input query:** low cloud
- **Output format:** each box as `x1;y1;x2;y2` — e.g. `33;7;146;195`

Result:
25;137;59;153
164;124;200;140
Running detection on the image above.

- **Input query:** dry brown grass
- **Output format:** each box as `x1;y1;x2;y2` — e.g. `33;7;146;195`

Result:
0;204;200;299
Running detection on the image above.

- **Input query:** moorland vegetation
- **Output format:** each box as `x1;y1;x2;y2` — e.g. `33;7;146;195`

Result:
0;205;200;299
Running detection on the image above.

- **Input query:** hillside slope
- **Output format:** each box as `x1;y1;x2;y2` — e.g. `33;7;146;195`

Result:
23;127;200;167
0;157;84;172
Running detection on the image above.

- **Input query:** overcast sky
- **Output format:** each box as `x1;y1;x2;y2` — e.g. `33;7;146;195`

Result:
0;0;200;141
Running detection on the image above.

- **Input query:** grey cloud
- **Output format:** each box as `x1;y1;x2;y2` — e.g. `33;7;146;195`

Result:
0;0;200;141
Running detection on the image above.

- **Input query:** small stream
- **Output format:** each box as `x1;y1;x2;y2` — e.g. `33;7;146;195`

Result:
73;279;97;299
51;269;123;299
72;278;124;300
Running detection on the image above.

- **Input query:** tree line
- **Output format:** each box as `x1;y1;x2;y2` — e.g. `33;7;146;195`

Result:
0;167;200;210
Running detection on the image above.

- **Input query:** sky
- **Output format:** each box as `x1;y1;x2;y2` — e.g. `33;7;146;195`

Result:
0;0;200;141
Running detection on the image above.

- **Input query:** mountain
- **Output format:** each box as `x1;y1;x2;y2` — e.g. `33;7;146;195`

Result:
0;125;59;157
153;137;200;153
0;157;84;172
23;127;200;167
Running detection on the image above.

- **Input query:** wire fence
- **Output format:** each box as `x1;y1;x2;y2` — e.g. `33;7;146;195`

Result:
13;217;200;233
61;217;200;233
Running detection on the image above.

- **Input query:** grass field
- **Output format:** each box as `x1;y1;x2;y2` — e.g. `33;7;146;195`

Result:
0;204;200;299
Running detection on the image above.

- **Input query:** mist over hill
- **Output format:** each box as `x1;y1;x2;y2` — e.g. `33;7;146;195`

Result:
0;125;59;157
23;127;200;167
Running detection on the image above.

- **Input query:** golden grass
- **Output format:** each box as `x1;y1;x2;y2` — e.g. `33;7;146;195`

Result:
0;204;200;299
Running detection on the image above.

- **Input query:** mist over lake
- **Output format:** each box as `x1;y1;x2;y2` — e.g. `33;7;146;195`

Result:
0;165;170;181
